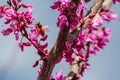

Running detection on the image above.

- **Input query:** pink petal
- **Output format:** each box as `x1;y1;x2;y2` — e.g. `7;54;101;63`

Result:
33;60;39;67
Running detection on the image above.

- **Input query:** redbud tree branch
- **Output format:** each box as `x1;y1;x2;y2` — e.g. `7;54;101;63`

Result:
66;0;113;80
37;0;81;80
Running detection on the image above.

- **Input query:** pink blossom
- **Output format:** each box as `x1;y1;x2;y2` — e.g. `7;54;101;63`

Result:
63;41;74;63
5;8;17;24
33;60;39;67
41;43;48;49
88;17;103;30
0;6;4;18
19;42;24;52
38;67;42;74
28;27;39;42
18;42;31;52
75;29;87;48
88;27;111;54
13;0;18;5
1;28;13;36
50;1;61;10
51;0;86;31
14;30;19;40
44;49;49;55
100;10;118;22
18;0;22;2
112;0;120;4
57;15;69;30
56;71;66;80
40;35;48;41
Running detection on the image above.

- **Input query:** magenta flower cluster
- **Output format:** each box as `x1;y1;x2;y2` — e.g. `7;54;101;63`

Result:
51;0;118;78
63;9;117;77
0;0;48;63
51;0;86;31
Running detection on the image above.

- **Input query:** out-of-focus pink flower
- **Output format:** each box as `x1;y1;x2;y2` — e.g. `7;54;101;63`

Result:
18;42;31;52
63;41;74;63
51;0;86;31
75;29;87;48
57;15;69;30
12;0;22;5
33;60;39;67
18;0;22;2
14;30;19;40
5;8;17;24
56;71;66;80
100;10;118;22
28;27;39;42
0;6;4;18
113;0;120;4
88;27;111;55
40;35;48;41
38;67;42;74
50;1;61;10
1;28;13;36
19;42;24;52
41;43;48;49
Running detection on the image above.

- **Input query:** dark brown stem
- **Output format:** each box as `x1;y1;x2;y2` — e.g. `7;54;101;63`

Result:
37;27;69;80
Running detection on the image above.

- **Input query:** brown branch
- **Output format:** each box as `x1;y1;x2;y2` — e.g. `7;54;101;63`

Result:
66;0;113;80
37;0;80;80
37;27;69;80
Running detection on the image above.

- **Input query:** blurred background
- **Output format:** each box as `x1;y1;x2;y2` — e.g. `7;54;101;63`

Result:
0;0;120;80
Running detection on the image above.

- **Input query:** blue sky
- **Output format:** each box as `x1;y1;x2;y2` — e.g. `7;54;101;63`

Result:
0;0;120;80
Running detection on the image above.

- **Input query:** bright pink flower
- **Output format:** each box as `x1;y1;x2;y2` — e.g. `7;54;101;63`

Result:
19;42;24;52
57;15;69;29
0;6;4;18
28;27;39;42
13;0;17;5
18;42;31;51
65;41;72;53
113;0;120;4
50;1;61;10
56;71;66;80
88;27;111;54
12;0;22;5
51;0;86;31
100;10;118;22
33;60;39;67
14;30;19;40
40;35;48;41
23;42;31;46
38;67;42;74
5;8;17;24
1;28;13;36
44;49;49;55
63;41;74;63
41;43;48;49
75;29;87;48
